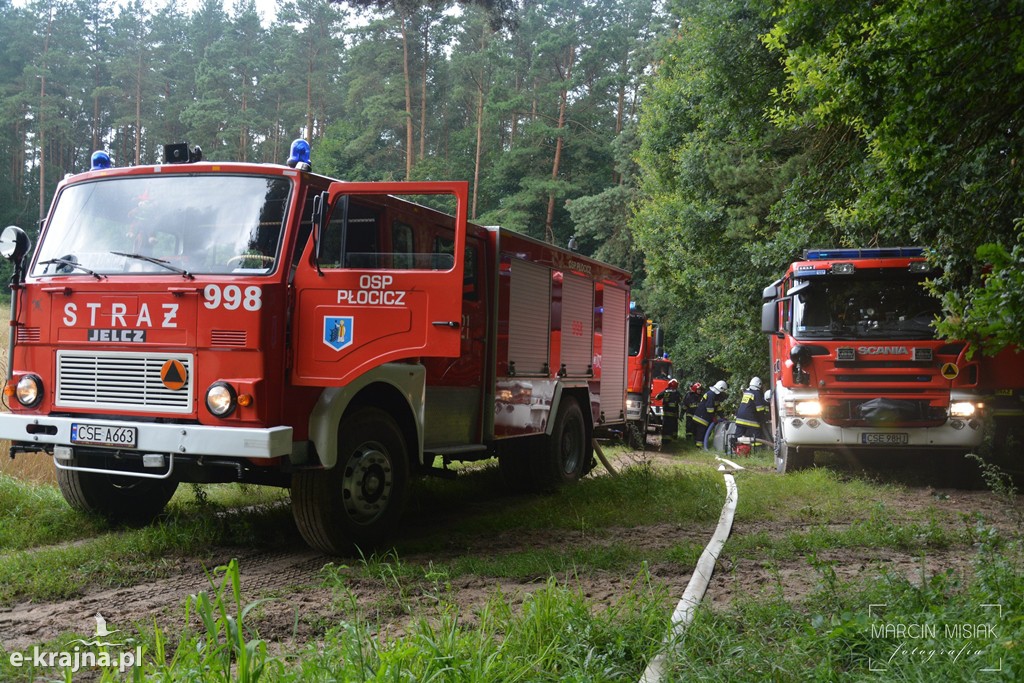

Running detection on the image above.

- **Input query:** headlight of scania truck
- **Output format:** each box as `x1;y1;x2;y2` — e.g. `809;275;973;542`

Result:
794;400;822;417
949;402;977;418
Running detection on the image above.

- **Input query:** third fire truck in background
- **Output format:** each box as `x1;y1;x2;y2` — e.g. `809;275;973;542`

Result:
626;306;671;445
760;247;1023;473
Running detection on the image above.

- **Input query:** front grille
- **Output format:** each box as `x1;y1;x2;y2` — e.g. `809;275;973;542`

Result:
824;398;945;426
56;351;194;414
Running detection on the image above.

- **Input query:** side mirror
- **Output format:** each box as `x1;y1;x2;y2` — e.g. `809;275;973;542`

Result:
0;225;30;263
761;300;778;334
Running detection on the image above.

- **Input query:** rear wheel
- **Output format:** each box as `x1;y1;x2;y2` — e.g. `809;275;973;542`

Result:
531;396;589;491
292;407;409;554
57;468;178;525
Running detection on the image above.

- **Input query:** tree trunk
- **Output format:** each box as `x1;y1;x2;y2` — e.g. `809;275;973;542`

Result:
545;44;575;244
38;7;54;223
401;16;414;179
420;25;428;162
135;50;142;165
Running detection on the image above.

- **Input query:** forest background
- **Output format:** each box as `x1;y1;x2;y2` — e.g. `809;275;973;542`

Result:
0;0;1020;387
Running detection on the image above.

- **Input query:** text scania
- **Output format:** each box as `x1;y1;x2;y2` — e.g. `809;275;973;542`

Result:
858;346;909;355
63;302;179;328
337;274;407;306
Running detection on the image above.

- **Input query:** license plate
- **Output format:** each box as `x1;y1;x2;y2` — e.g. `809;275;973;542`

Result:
861;432;909;446
71;423;137;448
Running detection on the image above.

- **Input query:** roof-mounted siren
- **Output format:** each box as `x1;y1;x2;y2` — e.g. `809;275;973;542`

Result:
287;139;312;171
162;143;203;164
90;150;112;171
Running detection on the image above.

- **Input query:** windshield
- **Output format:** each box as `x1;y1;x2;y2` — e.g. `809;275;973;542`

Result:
792;273;941;341
33;175;291;277
652;360;672;379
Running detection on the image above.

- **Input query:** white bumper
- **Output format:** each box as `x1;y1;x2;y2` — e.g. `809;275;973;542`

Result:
0;413;292;459
779;416;984;449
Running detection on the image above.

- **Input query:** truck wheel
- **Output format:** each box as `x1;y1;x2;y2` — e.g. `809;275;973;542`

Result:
292;407;409;554
531;396;588;491
56;468;178;525
627;418;647;450
775;433;813;473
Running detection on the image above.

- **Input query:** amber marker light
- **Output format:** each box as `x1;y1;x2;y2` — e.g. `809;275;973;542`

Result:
238;394;253;408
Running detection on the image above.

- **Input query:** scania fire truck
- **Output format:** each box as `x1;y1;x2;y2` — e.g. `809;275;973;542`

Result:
0;141;631;553
761;248;988;472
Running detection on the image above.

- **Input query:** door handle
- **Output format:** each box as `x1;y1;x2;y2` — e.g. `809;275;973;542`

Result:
432;321;460;328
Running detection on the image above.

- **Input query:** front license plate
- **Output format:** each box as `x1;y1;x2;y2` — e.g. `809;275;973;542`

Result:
71;423;138;448
861;432;909;446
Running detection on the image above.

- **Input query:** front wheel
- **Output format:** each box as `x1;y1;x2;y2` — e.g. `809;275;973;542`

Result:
775;429;813;473
292;407;409;554
56;468;178;525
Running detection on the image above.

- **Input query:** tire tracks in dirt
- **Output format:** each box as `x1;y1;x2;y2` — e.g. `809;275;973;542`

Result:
0;548;329;651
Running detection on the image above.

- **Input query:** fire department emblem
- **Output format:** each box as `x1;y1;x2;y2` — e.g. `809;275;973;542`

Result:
323;316;354;351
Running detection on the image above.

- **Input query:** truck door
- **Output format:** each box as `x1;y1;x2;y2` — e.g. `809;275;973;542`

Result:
291;181;467;386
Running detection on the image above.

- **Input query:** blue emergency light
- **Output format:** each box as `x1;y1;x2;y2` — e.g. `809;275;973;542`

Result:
287;139;311;170
90;150;111;171
803;247;924;260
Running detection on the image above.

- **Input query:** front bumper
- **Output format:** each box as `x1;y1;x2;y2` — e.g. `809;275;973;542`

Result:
779;416;984;449
0;413;292;459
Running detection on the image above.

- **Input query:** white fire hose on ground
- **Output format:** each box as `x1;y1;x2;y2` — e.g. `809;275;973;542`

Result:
639;456;743;683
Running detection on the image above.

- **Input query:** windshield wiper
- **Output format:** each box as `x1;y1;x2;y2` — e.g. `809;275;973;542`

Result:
111;251;194;280
38;257;105;280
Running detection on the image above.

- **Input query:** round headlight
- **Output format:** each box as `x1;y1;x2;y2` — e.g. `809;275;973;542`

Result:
15;374;42;407
205;382;237;417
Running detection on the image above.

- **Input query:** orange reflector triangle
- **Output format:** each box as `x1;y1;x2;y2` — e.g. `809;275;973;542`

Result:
161;359;187;390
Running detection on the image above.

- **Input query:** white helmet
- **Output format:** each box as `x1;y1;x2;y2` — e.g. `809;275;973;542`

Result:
749;377;762;391
764;389;772;402
712;380;728;394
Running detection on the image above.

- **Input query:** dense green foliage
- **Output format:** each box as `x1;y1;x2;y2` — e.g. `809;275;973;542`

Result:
0;0;1020;383
0;0;660;251
633;0;1024;385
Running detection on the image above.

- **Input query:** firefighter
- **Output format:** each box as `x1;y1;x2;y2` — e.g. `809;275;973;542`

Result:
682;381;703;438
655;378;683;441
692;380;728;448
734;377;768;443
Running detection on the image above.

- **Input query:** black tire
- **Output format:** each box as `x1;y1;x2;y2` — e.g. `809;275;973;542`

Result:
627;418;647;450
292;407;409;554
775;429;813;473
531;396;588;491
56;468;178;525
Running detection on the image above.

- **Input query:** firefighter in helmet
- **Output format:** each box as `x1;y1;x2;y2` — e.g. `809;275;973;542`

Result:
692;380;728;448
682;381;703;438
734;377;769;442
655;378;683;441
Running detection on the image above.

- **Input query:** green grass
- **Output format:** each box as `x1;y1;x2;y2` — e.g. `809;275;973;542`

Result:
1;454;1021;681
0;478;296;606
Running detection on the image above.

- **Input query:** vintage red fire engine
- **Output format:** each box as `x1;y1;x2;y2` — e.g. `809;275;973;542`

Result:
0;141;631;553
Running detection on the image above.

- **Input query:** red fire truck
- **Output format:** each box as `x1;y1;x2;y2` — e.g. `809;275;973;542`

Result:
761;248;989;472
0;141;631;553
625;308;672;444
